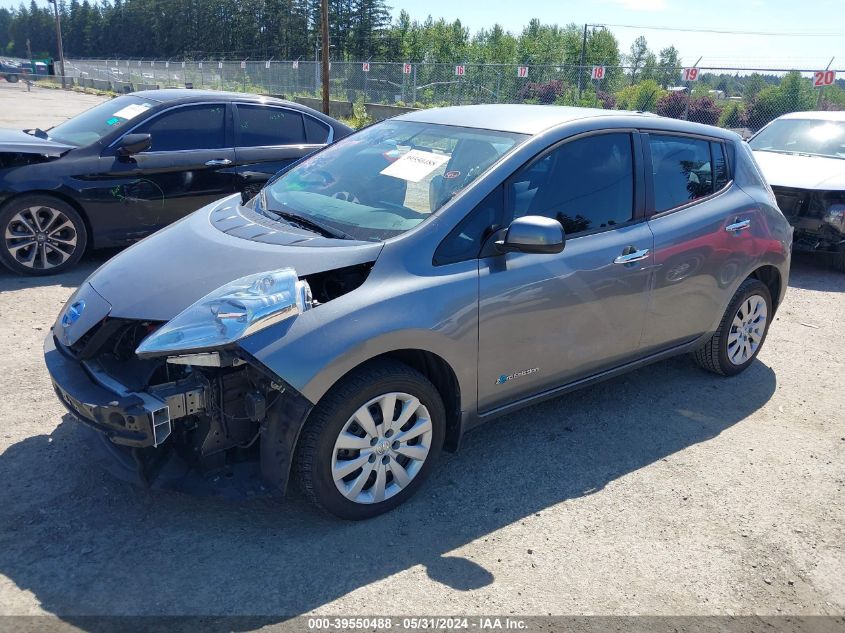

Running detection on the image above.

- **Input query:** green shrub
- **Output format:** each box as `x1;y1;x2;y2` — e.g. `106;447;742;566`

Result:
718;101;746;128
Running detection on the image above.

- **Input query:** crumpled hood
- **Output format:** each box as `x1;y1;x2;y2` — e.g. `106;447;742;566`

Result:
86;195;383;321
0;127;75;156
752;150;845;190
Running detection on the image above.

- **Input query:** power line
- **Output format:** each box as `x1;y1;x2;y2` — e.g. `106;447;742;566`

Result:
602;23;845;37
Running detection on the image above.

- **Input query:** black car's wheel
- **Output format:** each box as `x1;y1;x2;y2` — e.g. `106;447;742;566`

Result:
294;359;445;520
692;278;772;376
0;195;87;275
6;73;19;83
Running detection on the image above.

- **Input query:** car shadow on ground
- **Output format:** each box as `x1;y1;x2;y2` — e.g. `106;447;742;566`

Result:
787;256;845;293
0;355;776;624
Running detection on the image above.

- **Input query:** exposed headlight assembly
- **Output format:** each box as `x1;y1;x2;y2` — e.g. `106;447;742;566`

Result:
823;202;845;233
136;268;312;356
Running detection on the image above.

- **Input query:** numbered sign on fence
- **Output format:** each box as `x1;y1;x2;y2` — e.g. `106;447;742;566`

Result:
218;61;223;69
362;62;370;72
591;66;605;80
240;61;246;69
455;65;465;76
682;67;699;81
181;61;185;68
265;60;271;69
198;61;203;68
517;66;528;78
403;63;412;74
165;61;169;68
292;60;299;69
814;70;836;87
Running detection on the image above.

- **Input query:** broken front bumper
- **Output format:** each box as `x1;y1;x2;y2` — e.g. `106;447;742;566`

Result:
44;331;313;498
44;333;204;448
46;333;168;447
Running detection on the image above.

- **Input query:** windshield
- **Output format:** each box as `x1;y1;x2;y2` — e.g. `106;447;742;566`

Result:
261;120;527;241
750;118;845;160
48;95;157;146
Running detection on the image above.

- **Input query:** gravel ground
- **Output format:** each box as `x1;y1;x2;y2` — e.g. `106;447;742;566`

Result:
0;84;843;624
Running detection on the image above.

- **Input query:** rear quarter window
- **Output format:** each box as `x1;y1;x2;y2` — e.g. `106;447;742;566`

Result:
304;116;331;144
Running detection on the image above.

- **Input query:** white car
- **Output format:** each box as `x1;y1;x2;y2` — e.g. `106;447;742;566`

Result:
749;111;845;271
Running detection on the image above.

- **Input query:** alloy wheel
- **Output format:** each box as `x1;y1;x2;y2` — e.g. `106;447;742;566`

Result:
331;392;433;504
4;206;79;270
727;294;767;365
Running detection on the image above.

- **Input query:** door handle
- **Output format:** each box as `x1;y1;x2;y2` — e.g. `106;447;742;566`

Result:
205;158;233;166
613;248;650;264
725;219;751;232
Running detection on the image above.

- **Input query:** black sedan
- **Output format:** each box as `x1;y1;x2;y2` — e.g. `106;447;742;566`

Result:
0;89;352;275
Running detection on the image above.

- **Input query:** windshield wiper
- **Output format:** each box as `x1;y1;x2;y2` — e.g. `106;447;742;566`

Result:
265;207;354;240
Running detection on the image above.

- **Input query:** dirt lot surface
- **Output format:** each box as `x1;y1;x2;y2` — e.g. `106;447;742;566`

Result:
0;85;843;624
0;81;108;128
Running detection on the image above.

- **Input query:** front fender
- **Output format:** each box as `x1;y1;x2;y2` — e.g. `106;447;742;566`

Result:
238;260;479;410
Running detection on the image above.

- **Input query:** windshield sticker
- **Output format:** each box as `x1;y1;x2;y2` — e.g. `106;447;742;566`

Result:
380;149;450;182
111;103;151;121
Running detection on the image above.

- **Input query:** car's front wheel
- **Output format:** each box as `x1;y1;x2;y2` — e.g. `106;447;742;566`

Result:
0;195;87;275
693;277;772;376
294;360;445;520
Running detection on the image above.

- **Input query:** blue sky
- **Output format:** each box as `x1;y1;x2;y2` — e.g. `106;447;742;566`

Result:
390;0;845;70
3;0;844;69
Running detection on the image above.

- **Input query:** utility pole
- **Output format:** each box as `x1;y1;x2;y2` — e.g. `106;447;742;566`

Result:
577;23;587;99
47;0;66;88
320;0;330;115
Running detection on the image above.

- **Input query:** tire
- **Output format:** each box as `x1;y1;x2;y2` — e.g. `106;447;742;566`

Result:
0;195;87;275
832;251;845;273
6;74;19;83
294;359;446;520
692;278;772;376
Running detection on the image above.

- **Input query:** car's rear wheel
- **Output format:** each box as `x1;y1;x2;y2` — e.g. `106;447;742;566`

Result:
294;359;445;520
693;278;772;376
0;195;87;275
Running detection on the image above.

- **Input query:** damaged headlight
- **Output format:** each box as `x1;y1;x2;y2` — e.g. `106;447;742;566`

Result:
136;268;312;356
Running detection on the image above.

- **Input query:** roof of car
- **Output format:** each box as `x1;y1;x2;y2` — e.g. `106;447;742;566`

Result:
127;89;350;131
132;88;295;105
396;104;660;135
776;110;845;122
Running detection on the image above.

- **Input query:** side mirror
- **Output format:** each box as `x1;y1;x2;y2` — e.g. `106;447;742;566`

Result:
117;133;151;157
495;215;565;255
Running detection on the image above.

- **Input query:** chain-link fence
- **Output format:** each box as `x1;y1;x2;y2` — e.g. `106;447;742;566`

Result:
61;58;845;132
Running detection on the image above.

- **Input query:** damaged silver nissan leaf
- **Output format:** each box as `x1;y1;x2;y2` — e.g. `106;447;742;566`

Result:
45;105;792;519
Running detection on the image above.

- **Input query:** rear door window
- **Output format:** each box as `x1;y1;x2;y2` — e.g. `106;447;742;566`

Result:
648;135;714;212
236;105;306;146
